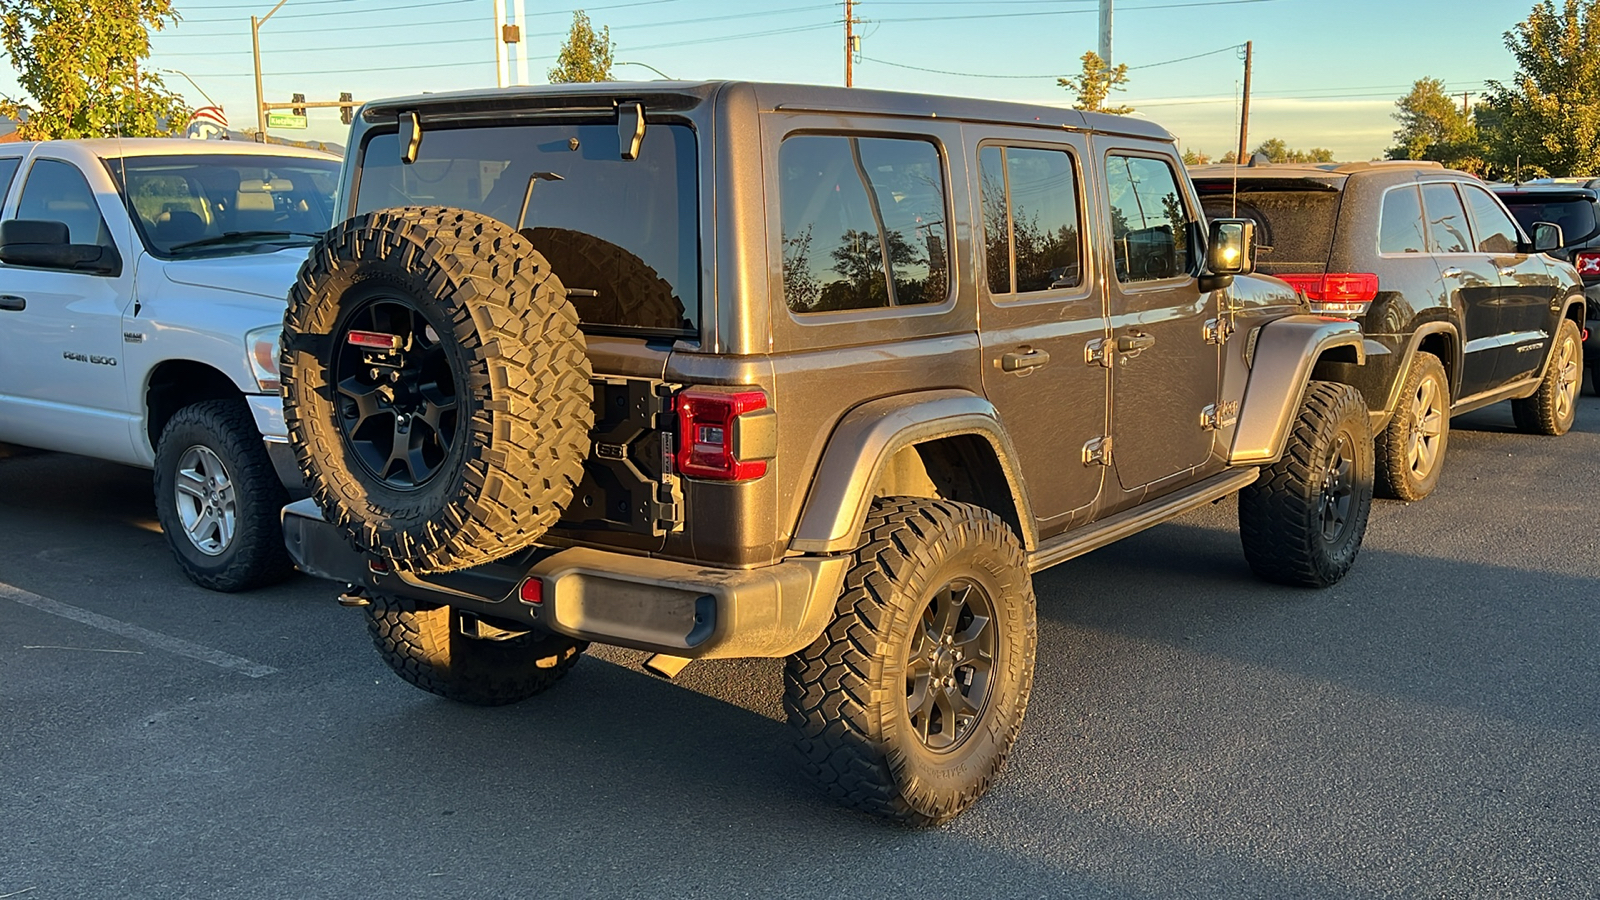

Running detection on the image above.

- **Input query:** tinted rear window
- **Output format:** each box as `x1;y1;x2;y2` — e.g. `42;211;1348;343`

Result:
1499;196;1598;244
1198;187;1338;275
356;122;698;335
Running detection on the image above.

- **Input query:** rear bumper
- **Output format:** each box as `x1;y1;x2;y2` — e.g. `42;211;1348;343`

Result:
281;499;850;660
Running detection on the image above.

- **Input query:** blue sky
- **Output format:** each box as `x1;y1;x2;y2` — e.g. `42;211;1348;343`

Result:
0;0;1541;158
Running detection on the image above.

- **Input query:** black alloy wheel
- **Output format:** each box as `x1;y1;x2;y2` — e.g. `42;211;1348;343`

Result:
905;578;998;753
333;297;460;490
1319;432;1357;544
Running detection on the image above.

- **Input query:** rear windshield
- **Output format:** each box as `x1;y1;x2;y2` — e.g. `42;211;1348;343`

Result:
1497;196;1598;245
356;122;698;335
1197;186;1339;275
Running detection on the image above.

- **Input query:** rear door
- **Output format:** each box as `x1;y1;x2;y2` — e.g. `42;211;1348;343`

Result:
1459;181;1562;385
1419;181;1502;398
972;133;1108;533
1095;142;1220;503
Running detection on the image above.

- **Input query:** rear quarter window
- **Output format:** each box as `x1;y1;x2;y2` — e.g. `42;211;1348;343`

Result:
1498;196;1598;245
1197;187;1338;275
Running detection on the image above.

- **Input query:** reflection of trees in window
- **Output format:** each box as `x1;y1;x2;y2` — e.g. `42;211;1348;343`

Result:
782;225;821;311
980;166;1011;294
981;146;1083;294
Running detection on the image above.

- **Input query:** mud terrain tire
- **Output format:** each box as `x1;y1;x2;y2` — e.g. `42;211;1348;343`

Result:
365;594;586;706
521;226;688;331
282;207;593;573
1239;381;1374;588
1511;318;1582;436
783;497;1036;826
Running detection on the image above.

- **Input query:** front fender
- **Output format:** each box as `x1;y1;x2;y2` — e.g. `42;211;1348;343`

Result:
1231;316;1366;465
789;390;1036;554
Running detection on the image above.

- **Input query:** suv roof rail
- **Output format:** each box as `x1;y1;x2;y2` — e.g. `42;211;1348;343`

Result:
1327;160;1446;174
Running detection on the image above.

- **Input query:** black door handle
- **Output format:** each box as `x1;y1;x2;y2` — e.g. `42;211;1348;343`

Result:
0;295;25;311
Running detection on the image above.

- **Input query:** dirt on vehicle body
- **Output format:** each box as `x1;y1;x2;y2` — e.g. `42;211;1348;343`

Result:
281;81;1375;824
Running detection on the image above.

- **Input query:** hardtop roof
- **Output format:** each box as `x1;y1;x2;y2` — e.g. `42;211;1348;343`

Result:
0;137;340;161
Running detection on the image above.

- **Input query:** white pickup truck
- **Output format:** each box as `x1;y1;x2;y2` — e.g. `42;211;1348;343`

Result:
0;139;340;591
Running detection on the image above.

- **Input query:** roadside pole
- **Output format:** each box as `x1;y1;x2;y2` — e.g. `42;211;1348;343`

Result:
251;0;291;142
1237;40;1253;162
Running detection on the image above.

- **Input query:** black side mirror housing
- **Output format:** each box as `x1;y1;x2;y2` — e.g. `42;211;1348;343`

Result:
0;218;121;275
1532;221;1564;253
1200;217;1255;291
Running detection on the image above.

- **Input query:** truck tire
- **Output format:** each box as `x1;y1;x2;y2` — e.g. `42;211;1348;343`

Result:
783;497;1036;826
1239;382;1373;588
1511;318;1582;436
521;227;689;331
153;399;293;592
365;594;586;706
282;207;594;574
1374;351;1449;501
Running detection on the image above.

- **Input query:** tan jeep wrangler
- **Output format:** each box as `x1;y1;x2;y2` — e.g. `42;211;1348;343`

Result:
279;81;1372;824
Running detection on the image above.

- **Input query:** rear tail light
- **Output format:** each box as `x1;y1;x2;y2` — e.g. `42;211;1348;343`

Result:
517;577;543;605
675;387;776;481
1277;272;1379;316
1574;250;1600;278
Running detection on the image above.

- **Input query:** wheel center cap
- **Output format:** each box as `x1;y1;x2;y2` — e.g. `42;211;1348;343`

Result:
931;649;954;679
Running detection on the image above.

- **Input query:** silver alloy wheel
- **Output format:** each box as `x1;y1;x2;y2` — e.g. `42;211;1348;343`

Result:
173;444;237;556
1555;332;1580;425
1406;373;1445;479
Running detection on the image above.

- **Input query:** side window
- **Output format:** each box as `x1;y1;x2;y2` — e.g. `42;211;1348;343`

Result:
1379;185;1427;254
1420;182;1470;253
1105;154;1190;283
979;144;1083;296
15;159;114;249
0;157;21;202
1460;184;1521;253
780;134;950;314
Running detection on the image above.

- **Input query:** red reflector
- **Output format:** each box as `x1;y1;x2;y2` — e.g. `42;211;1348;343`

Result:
1575;251;1600;277
347;330;401;349
518;578;543;605
675;387;769;481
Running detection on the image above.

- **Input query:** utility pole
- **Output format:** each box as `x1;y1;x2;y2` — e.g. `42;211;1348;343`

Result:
845;0;855;87
1461;91;1472;116
1236;40;1253;163
1099;0;1113;67
494;0;507;88
252;0;290;141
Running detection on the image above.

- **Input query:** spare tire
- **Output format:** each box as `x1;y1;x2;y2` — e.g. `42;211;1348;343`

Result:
520;226;688;331
282;207;593;573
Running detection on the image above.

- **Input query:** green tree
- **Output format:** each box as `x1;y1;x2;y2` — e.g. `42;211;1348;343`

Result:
0;0;188;139
1245;138;1335;164
1182;148;1212;166
548;10;614;84
1480;0;1600;178
1059;51;1132;115
1387;77;1483;171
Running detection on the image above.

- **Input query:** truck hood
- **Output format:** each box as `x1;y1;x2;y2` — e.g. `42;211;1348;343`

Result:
161;248;310;302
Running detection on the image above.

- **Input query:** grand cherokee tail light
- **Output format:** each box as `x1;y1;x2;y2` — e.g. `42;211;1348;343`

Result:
1277;272;1379;316
674;387;776;481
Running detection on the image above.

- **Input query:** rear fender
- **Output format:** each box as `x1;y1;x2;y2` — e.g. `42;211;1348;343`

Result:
1231;316;1365;465
790;390;1036;554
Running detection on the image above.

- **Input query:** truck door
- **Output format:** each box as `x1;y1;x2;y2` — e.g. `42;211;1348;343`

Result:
973;135;1109;535
0;156;137;459
1095;144;1221;501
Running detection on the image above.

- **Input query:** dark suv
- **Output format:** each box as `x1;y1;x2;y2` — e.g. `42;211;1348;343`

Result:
1492;180;1600;394
1192;161;1587;501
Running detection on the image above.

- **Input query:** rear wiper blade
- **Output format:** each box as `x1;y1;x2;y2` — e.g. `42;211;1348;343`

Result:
169;230;321;251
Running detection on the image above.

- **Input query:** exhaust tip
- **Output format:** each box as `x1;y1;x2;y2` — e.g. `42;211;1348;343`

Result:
642;653;693;680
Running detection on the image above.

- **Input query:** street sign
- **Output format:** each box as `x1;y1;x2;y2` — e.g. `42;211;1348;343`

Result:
185;106;229;140
267;112;308;129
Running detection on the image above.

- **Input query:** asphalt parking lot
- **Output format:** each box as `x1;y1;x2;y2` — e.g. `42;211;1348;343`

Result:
2;395;1597;900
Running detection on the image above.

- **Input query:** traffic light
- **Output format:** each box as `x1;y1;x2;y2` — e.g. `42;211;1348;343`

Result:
291;92;306;117
339;92;354;126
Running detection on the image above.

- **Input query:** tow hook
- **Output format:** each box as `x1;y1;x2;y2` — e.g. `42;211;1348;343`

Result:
337;585;371;608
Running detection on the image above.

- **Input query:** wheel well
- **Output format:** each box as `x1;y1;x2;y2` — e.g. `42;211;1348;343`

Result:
145;361;244;451
1314;343;1361;366
1563;298;1585;329
1415;331;1456;394
873;435;1027;546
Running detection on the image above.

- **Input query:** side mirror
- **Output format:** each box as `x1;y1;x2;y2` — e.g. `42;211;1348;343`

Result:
1201;217;1254;291
0;219;119;275
1532;221;1564;253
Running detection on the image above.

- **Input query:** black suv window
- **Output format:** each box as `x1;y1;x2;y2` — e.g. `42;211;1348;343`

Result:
979;145;1083;295
779;134;949;314
1105;154;1189;283
0;157;21;201
1460;184;1520;253
357;122;699;334
15;159;116;250
1500;194;1598;245
1379;185;1427;254
1421;182;1471;253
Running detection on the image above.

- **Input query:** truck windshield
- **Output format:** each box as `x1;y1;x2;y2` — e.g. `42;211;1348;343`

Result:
355;122;699;335
116;154;340;258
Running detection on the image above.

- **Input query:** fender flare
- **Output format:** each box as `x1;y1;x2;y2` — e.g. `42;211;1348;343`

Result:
1377;320;1460;415
1230;315;1366;465
789;390;1037;554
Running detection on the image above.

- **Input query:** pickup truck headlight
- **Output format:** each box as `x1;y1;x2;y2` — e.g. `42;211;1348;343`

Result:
245;325;282;392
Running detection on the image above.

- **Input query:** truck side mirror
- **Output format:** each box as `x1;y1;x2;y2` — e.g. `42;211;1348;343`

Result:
1200;217;1254;291
1532;221;1564;253
0;219;119;275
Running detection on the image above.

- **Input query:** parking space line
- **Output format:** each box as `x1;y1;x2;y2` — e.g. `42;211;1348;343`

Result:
1;582;278;678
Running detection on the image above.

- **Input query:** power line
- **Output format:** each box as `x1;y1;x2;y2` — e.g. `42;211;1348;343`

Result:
180;0;475;24
860;44;1244;79
868;0;1283;22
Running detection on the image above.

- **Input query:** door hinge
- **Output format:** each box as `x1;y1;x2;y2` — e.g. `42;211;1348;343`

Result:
1084;337;1113;368
1199;400;1240;431
1081;435;1112;466
1203;317;1234;345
